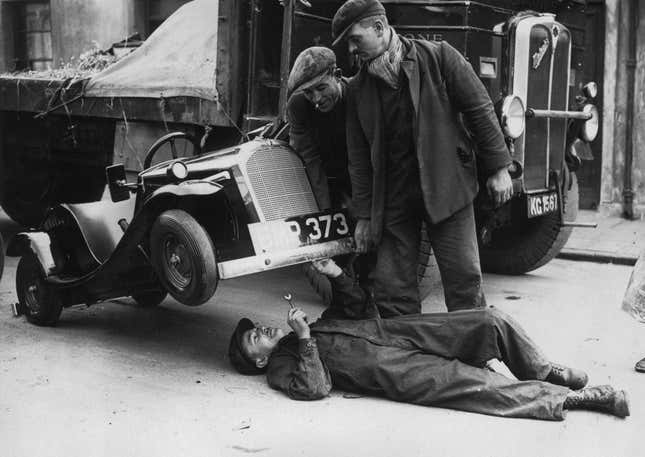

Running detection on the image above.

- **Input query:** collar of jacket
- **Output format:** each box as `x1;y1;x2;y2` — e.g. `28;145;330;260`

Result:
357;34;422;119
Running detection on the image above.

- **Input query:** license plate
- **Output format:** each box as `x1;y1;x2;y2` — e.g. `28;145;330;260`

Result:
248;210;351;254
527;191;558;218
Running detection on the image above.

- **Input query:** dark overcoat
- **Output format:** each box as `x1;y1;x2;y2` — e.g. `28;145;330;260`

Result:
346;36;511;240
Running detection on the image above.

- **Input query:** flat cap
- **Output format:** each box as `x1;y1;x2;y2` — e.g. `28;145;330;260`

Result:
228;318;266;375
287;47;336;98
332;0;386;47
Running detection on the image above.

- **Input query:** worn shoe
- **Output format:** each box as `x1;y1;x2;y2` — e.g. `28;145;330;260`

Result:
545;363;589;390
635;357;645;373
564;385;630;418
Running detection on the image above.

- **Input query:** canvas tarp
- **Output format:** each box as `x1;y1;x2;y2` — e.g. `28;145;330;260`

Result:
84;0;219;101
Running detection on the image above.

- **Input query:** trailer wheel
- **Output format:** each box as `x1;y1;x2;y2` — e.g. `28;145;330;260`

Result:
478;172;579;274
132;290;167;307
16;253;63;326
150;210;218;306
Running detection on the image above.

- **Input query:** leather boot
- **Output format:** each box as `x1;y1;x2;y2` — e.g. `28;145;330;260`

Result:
563;385;630;418
545;363;588;390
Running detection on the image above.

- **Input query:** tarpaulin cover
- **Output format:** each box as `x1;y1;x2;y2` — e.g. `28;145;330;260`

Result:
84;0;219;100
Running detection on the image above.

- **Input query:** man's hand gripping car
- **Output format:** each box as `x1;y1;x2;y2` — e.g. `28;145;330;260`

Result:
7;132;354;326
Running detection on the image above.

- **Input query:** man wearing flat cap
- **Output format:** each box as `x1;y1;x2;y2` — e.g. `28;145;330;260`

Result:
287;47;351;210
227;259;630;420
332;0;514;316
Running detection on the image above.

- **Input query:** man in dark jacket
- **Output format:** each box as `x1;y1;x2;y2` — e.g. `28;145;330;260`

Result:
287;47;351;210
228;260;630;421
331;0;514;316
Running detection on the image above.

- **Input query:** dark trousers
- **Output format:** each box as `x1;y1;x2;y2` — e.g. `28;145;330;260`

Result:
317;308;569;420
371;202;485;317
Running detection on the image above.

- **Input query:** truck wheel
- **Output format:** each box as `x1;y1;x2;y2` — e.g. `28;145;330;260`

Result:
16;253;63;326
132;290;167;307
478;172;579;274
150;210;218;306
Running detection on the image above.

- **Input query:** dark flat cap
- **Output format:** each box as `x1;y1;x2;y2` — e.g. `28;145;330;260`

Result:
287;47;336;98
332;0;386;47
228;318;266;375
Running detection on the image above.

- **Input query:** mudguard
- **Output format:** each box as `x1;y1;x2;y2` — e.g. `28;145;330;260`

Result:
6;232;57;276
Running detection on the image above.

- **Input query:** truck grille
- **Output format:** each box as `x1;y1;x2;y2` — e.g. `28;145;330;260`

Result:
512;15;571;189
244;144;318;221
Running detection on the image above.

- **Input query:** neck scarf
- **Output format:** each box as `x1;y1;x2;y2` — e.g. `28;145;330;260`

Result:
366;31;404;89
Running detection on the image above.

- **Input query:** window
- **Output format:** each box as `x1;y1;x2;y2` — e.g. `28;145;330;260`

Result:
11;1;52;71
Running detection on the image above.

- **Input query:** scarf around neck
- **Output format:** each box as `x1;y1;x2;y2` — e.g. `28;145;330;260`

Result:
366;31;404;89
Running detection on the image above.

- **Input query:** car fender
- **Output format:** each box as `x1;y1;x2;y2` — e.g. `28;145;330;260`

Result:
144;180;224;204
6;232;56;276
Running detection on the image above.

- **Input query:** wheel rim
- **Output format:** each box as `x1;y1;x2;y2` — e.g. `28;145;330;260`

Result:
24;276;42;315
162;235;193;289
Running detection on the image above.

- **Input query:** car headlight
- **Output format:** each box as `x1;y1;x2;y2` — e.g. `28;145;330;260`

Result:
500;95;526;139
580;104;599;142
168;161;188;180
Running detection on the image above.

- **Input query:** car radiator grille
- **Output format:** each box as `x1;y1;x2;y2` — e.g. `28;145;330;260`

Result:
244;144;318;221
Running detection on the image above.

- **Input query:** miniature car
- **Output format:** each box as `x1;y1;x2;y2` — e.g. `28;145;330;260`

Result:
7;132;354;325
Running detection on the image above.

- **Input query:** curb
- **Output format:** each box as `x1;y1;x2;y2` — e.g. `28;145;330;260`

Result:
557;248;637;266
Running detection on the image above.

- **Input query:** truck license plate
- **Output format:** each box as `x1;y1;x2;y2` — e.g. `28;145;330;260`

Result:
527;192;558;218
248;210;351;253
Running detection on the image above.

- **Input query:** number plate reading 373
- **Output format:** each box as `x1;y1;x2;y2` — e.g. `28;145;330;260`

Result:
248;210;351;253
527;191;558;218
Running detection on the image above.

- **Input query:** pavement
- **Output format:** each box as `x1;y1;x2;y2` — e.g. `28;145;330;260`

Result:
558;209;645;265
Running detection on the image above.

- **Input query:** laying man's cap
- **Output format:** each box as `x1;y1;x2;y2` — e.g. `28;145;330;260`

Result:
332;0;386;47
228;318;265;375
287;46;336;98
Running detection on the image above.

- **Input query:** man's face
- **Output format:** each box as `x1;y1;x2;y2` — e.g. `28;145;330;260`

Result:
346;21;385;62
242;324;285;367
302;73;342;113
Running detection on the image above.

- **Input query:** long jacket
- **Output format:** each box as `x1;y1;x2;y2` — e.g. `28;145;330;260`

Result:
346;37;511;240
287;78;351;210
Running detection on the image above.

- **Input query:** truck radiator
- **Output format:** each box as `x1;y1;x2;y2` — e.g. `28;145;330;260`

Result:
512;15;571;190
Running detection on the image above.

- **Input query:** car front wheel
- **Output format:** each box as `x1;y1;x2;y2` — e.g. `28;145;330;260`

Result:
150;209;218;306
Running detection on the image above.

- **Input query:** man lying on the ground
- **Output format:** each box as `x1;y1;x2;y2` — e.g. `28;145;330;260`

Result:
228;260;630;421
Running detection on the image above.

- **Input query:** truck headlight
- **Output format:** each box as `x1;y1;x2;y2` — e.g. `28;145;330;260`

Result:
500;95;525;139
580;104;599;142
168;161;188;180
582;82;598;99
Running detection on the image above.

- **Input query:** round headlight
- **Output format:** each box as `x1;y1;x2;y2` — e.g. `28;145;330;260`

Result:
500;95;526;139
169;161;188;180
583;82;598;99
580;104;599;142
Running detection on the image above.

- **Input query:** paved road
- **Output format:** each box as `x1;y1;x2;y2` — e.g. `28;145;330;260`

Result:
0;254;642;457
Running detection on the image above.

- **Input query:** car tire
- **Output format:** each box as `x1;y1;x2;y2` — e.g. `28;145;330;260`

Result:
150;209;218;306
16;252;63;326
478;172;579;274
132;290;168;307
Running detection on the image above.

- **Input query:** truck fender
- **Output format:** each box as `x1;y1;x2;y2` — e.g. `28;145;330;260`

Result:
6;232;56;276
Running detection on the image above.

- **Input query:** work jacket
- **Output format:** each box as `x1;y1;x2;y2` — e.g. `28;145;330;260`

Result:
346;36;511;241
287;78;351;210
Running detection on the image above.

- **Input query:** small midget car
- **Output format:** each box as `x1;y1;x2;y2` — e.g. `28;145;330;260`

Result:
7;131;355;325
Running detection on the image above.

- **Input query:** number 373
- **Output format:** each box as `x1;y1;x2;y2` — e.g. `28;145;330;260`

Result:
305;213;349;240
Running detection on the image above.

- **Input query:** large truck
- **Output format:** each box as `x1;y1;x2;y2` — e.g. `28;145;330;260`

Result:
0;0;599;276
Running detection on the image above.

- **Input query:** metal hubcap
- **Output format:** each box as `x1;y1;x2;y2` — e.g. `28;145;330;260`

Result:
162;236;192;289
